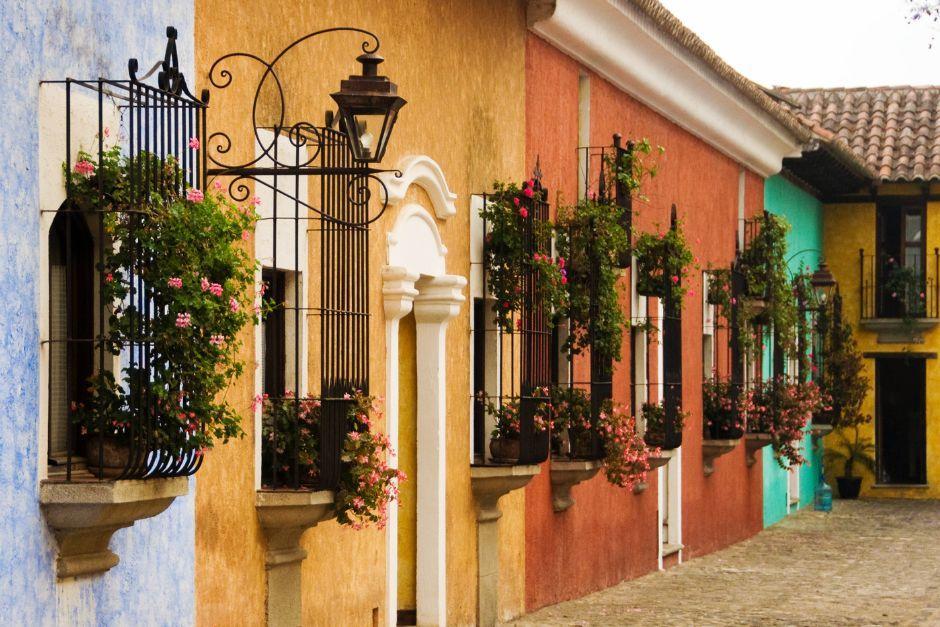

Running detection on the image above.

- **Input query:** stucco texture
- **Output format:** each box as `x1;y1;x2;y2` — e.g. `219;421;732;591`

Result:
763;174;825;526
193;1;528;625
0;2;196;625
523;34;763;612
822;184;940;500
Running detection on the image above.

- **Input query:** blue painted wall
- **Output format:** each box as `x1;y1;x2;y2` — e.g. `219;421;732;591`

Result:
0;3;195;624
763;174;825;526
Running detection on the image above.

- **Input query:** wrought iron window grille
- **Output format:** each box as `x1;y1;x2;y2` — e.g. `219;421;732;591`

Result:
43;27;208;481
205;28;403;491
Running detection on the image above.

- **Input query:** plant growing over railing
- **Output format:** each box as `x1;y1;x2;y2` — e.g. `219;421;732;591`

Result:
260;391;404;529
69;146;258;462
556;198;631;362
702;378;749;439
606;137;664;203
598;402;658;490
480;390;552;462
633;219;697;307
747;378;829;467
481;180;568;330
548;385;593;457
881;257;926;320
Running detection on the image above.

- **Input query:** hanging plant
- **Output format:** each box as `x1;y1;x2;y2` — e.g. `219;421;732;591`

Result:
68;145;258;459
746;378;828;468
556;198;631;362
597;401;658;490
606;137;664;204
259;391;404;529
633;219;697;306
480;180;568;331
641;400;688;449
705;267;735;320
702;378;749;439
737;213;799;359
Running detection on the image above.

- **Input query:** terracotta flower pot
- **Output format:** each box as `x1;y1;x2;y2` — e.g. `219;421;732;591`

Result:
489;437;520;464
85;436;132;478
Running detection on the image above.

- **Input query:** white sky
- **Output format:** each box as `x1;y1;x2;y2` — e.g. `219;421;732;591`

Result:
659;0;940;88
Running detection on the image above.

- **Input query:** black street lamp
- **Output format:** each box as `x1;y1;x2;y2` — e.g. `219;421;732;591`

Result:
331;53;406;163
810;260;838;306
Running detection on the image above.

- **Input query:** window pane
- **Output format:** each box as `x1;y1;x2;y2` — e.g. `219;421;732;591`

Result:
905;212;922;243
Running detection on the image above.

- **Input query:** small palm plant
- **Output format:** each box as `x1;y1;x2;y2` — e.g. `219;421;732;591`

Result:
824;424;876;499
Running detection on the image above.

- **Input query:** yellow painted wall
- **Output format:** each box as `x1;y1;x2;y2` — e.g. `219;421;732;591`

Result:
398;313;417;611
823;185;940;498
194;1;528;625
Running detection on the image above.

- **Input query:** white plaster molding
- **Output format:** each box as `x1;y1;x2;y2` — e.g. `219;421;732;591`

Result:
528;0;802;176
387;203;448;277
379;155;458;218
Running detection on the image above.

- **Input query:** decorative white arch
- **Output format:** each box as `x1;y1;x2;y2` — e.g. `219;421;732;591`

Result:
380;154;458;219
383;155;465;627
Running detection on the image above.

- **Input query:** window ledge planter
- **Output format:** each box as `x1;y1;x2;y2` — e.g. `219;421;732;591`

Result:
744;433;774;466
255;489;336;627
549;459;603;512
702;438;740;476
809;422;834;438
741;297;768;319
858;318;937;343
40;476;188;578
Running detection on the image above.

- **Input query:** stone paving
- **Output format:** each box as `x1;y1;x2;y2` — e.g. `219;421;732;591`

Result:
512;500;940;626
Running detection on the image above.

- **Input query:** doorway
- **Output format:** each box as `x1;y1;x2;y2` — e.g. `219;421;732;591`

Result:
876;357;927;485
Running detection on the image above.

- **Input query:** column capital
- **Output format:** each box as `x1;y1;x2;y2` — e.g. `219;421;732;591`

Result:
413;274;466;324
383;265;420;321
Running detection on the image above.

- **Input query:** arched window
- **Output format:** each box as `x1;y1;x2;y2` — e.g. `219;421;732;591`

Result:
47;206;95;470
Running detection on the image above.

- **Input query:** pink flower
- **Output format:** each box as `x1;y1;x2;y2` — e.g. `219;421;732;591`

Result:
167;277;183;289
241;230;250;241
188;137;200;150
74;160;95;177
523;187;534;198
212;180;223;191
513;197;520;207
671;275;679;284
209;334;225;347
561;276;567;284
558;257;565;269
250;196;262;206
348;431;361;441
343;392;352;400
186;188;204;203
519;207;529;218
105;272;114;283
175;312;192;328
229;297;239;312
209;283;224;297
201;277;210;292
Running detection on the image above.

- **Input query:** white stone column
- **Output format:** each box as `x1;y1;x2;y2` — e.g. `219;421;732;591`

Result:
383;266;419;627
412;274;465;627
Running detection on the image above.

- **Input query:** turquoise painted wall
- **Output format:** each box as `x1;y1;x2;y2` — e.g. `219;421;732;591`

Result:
763;174;824;526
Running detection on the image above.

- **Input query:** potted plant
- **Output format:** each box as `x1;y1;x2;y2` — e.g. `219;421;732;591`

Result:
259;390;405;529
597;402;658;490
815;302;869;430
702;377;747;440
633;220;696;306
548;385;594;458
881;257;925;320
68;146;259;471
641;400;686;451
482;392;551;463
824;424;875;499
747;377;827;468
555;197;630;363
480;180;568;331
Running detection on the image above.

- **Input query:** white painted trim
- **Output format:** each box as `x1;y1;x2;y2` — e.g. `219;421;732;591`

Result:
529;0;802;176
379;155;458;219
36;84;120;483
382;154;464;627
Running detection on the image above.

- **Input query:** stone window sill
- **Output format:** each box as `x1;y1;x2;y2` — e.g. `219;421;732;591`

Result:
702;438;740;476
40;476;188;578
549;459;603;512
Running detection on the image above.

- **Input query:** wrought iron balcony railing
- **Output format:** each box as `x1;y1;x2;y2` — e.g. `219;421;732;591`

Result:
859;249;940;320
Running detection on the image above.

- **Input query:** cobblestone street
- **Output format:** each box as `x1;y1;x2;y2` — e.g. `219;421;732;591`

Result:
512;500;940;626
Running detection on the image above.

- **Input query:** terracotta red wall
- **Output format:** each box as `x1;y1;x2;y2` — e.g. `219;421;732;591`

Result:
524;34;764;611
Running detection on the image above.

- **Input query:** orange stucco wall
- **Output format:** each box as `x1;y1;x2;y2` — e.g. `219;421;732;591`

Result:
193;2;529;625
524;34;764;611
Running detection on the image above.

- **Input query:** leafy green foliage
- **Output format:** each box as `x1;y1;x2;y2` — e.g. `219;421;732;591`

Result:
68;146;258;455
556;198;631;362
825;424;876;479
480;180;568;331
817;302;871;429
633;219;697;307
